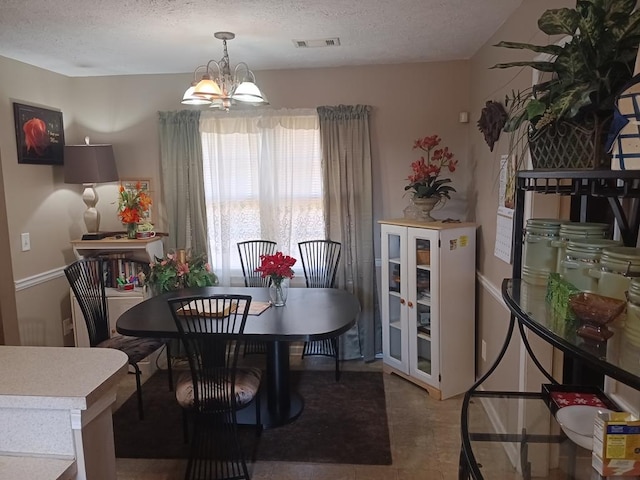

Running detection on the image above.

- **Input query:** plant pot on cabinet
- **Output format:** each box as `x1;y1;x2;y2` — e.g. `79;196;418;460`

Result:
412;197;439;222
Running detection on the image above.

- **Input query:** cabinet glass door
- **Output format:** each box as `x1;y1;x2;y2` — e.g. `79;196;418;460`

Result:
414;237;433;376
381;225;408;372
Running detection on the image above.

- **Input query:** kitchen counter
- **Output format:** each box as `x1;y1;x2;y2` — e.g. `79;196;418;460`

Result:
0;346;128;480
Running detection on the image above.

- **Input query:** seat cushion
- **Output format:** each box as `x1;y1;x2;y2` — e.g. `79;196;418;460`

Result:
175;368;262;409
97;336;166;364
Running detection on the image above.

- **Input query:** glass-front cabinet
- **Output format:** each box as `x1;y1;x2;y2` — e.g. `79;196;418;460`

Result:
380;219;477;400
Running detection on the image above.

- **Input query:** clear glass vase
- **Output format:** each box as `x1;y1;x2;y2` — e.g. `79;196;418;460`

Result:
126;222;137;239
269;278;289;307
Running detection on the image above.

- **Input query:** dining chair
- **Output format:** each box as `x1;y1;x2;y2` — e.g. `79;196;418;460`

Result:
64;257;173;420
168;293;261;480
237;240;277;356
298;239;343;381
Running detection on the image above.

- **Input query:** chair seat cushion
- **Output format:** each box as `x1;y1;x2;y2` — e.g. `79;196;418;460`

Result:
97;336;166;364
175;367;262;409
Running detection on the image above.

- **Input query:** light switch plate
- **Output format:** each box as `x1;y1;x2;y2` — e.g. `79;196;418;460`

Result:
21;232;30;251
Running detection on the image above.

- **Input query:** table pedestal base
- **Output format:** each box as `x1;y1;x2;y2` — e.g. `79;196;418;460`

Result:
236;340;305;429
236;390;304;429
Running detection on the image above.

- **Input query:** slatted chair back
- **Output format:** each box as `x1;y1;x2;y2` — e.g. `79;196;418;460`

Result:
168;294;253;414
298;240;342;288
64;258;109;346
237;240;277;287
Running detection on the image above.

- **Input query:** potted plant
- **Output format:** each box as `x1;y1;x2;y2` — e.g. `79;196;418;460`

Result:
404;134;458;221
492;0;640;169
148;249;218;294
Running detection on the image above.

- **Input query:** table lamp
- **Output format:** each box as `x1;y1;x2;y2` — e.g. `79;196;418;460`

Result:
64;137;119;240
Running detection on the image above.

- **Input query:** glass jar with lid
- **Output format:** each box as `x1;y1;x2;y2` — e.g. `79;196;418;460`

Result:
522;218;563;285
589;247;640;300
552;221;610;272
559;238;621;292
624;278;640;347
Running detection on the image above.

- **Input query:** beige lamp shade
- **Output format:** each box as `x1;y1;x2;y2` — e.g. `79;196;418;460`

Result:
193;75;223;99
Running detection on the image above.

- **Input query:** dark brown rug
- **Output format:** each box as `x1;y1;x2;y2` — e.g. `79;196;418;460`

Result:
113;370;392;465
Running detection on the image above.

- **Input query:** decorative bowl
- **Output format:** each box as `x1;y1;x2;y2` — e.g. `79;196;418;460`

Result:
556;405;614;450
569;292;626;342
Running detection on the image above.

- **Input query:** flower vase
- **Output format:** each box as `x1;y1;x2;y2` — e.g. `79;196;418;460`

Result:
413;197;439;222
403;197;421;220
126;223;137;239
269;278;289;307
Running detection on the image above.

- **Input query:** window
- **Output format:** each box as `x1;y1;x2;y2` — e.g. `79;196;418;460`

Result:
200;109;325;285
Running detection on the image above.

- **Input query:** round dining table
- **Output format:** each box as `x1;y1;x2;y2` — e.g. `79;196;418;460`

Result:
116;286;360;428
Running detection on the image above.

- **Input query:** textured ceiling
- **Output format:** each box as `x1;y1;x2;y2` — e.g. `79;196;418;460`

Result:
0;0;522;77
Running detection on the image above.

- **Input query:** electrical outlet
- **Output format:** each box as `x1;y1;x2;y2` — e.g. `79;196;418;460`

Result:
20;232;30;251
481;340;487;361
62;318;73;336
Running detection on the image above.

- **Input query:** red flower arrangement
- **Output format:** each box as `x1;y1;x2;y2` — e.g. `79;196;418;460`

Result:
405;134;458;200
255;252;296;286
117;181;152;224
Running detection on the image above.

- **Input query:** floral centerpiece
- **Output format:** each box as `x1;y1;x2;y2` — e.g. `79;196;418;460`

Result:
255;251;296;306
404;134;458;221
117;182;152;239
148;249;218;294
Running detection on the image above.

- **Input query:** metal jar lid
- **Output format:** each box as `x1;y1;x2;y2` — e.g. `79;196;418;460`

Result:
628;278;640;304
560;222;610;238
566;238;621;258
601;247;640;275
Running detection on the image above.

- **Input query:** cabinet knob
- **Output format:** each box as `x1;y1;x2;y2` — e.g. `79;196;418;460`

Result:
407;301;413;308
400;298;406;305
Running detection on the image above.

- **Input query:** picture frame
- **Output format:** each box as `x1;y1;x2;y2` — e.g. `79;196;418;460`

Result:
121;179;153;224
13;102;65;165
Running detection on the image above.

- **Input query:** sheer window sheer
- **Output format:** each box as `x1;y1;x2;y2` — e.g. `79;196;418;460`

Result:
200;109;325;286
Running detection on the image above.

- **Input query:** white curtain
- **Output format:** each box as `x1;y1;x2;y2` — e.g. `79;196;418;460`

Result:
199;109;324;286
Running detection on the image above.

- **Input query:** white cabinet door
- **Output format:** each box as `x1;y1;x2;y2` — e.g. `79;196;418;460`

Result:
407;227;440;390
381;224;409;374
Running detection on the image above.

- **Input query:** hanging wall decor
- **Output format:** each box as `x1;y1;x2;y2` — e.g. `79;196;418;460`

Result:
13;102;65;165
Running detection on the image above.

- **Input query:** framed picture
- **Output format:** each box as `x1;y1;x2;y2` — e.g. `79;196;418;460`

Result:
121;179;153;224
13;102;65;165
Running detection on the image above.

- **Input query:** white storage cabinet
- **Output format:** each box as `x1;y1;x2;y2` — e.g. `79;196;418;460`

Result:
380;219;476;399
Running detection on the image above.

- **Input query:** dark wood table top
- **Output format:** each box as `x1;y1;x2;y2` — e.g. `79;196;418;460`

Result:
116;286;360;341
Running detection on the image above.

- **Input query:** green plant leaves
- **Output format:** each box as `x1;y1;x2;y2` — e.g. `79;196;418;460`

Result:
493;0;640;134
538;8;580;36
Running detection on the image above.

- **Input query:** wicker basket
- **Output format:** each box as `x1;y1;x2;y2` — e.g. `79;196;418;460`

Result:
417;250;431;265
528;116;611;169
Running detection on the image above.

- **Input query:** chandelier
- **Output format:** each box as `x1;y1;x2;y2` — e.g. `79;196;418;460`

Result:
181;32;269;110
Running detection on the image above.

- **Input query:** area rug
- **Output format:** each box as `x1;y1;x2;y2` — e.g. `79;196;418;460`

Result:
113;370;392;465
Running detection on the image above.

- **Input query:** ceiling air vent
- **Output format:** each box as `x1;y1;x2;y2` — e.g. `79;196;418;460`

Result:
293;38;341;48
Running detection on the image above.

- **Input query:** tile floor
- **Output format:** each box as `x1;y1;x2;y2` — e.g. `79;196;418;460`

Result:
114;353;464;480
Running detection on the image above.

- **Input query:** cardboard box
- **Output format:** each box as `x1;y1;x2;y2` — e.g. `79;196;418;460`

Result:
594;411;640;460
592;452;640;477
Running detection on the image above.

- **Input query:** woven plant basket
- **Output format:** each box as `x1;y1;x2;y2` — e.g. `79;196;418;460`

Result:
528;116;612;169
